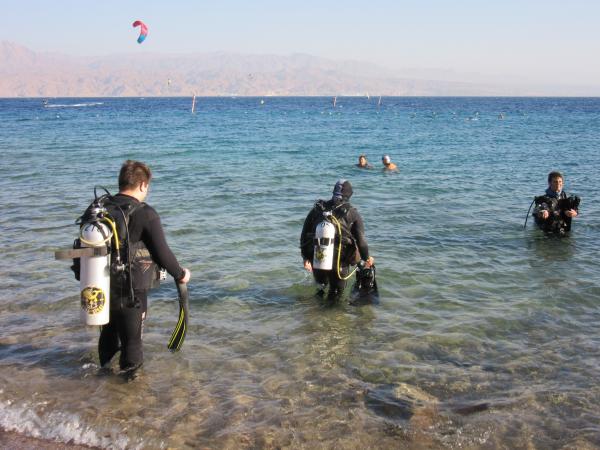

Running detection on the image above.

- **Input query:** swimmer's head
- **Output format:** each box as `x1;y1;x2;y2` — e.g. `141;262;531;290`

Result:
382;155;391;164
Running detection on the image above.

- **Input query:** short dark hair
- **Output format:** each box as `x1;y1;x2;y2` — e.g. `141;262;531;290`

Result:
119;160;152;190
547;171;563;184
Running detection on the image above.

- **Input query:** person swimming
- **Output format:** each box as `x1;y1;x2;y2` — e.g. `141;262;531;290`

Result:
356;154;373;169
382;155;398;171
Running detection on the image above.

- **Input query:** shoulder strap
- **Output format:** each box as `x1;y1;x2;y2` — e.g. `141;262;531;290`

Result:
332;201;352;218
314;199;326;211
104;197;145;246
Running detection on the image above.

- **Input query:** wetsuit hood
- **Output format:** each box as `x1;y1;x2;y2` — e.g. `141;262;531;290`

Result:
332;180;353;202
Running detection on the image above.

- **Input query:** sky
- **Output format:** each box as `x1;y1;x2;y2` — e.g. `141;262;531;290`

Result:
1;0;599;86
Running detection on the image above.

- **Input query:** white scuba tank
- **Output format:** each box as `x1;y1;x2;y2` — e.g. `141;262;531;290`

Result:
79;222;112;325
313;219;336;270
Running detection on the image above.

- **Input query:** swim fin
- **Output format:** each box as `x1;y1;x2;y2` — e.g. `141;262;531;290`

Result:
167;281;189;352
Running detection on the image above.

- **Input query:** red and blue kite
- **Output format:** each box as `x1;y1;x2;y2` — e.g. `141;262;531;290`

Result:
132;20;148;44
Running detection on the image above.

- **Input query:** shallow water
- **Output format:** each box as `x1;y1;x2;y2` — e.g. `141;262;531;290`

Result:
0;97;599;449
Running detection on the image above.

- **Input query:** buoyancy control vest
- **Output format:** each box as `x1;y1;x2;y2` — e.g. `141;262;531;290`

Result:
104;197;159;306
533;192;580;235
73;191;161;309
311;200;358;270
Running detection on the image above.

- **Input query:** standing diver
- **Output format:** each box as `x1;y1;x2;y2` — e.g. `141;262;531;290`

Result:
532;171;580;236
300;180;374;299
75;160;191;379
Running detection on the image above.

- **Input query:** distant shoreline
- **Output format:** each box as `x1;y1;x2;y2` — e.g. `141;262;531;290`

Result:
2;95;600;99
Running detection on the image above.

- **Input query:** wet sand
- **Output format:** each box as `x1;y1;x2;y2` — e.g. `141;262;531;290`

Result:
0;428;98;450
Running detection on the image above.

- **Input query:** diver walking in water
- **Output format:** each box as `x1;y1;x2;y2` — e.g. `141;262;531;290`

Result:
531;171;580;236
73;161;191;379
300;180;374;299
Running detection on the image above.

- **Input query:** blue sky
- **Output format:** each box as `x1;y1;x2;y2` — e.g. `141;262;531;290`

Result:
1;0;599;85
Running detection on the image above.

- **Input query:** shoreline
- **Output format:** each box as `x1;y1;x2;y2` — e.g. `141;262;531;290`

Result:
2;95;600;99
0;428;99;450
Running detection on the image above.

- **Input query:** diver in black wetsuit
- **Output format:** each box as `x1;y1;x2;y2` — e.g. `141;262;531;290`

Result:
533;171;579;235
300;180;374;298
96;160;190;377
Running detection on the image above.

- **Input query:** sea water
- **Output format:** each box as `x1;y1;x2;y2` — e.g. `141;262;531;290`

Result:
0;97;599;449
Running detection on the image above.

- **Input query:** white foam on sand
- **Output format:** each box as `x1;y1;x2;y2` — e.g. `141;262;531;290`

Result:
0;399;141;450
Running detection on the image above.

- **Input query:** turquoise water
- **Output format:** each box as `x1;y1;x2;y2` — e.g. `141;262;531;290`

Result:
0;97;599;449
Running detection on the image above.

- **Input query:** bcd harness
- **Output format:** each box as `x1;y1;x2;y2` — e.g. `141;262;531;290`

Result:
72;187;161;307
311;200;359;280
54;186;186;348
524;191;581;234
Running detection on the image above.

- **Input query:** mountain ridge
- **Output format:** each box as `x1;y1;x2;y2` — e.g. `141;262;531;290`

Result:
1;41;598;97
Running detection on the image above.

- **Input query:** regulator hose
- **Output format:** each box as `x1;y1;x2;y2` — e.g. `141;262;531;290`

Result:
330;215;358;281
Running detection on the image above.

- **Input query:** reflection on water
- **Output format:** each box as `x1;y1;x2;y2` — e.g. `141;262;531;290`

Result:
0;97;599;448
527;232;576;262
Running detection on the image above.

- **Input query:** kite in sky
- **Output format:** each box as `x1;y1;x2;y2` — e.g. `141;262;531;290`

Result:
132;20;148;44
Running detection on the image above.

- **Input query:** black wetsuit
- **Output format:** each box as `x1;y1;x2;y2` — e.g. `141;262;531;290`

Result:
300;198;370;297
98;194;184;371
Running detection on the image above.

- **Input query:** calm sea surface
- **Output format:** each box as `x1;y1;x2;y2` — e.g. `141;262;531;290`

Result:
0;97;599;449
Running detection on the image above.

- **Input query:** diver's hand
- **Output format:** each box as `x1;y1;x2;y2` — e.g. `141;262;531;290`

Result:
179;268;191;284
303;260;313;273
364;256;375;268
565;209;578;218
539;210;550;220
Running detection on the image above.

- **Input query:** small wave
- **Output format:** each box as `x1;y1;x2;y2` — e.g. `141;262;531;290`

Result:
44;102;104;108
0;399;139;449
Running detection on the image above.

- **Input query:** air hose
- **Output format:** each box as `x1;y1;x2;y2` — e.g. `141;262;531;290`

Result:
330;215;358;281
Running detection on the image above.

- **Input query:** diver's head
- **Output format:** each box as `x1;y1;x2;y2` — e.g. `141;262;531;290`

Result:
547;171;564;194
382;154;391;165
358;154;367;166
332;179;353;202
119;160;152;201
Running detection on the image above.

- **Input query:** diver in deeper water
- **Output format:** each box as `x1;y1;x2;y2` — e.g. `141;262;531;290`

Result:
300;180;374;299
533;171;580;236
73;160;191;379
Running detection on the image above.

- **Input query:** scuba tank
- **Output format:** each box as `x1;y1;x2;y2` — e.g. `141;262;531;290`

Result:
55;186;167;327
312;212;336;270
76;192;126;326
310;202;359;280
79;217;112;325
55;187;125;326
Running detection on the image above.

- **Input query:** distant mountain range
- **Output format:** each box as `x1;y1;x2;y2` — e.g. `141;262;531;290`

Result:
1;41;598;97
